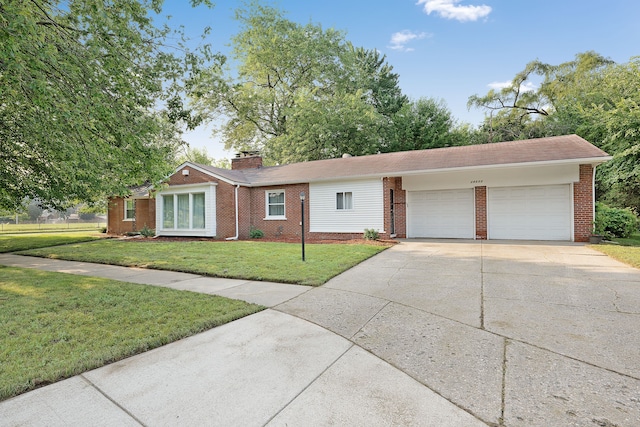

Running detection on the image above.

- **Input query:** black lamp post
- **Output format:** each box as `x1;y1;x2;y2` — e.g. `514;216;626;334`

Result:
300;191;305;261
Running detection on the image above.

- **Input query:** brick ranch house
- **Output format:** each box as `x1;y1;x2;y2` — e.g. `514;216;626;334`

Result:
107;135;611;242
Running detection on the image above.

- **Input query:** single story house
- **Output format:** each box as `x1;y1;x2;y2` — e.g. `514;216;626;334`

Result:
107;134;611;242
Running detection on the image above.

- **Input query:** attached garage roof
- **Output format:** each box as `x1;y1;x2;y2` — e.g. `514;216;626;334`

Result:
196;134;610;186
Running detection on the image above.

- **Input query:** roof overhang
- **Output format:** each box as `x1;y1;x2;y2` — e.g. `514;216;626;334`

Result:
241;156;613;187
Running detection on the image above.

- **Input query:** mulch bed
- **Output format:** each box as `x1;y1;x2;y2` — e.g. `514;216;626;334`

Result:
114;235;396;246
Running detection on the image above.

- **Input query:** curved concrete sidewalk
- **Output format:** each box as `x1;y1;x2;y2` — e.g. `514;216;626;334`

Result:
0;252;484;426
2;241;640;426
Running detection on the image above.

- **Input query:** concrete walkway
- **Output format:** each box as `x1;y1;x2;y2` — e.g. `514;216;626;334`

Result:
1;241;640;426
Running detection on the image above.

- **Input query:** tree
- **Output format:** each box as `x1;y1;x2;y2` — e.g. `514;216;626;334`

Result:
26;200;44;222
338;44;408;118
190;2;406;164
0;0;218;211
552;58;640;211
384;98;459;152
175;146;230;168
265;91;384;163
467;51;613;142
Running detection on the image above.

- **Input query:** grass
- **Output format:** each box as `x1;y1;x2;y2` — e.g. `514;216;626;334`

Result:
0;266;264;401
0;231;105;253
590;232;640;269
21;240;390;286
0;222;104;234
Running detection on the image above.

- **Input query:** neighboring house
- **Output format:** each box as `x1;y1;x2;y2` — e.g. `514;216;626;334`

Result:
107;135;611;242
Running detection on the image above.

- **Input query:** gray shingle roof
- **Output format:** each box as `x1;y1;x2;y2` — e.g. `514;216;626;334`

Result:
198;135;610;187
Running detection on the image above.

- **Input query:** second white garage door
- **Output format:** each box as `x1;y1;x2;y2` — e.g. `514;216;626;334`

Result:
488;185;572;240
407;189;475;238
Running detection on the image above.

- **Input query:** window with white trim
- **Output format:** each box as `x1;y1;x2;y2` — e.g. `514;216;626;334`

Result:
161;192;206;229
336;192;353;210
124;199;135;221
266;190;286;219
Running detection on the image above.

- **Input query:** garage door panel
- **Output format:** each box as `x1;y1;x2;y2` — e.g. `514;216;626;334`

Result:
488;185;571;241
408;189;474;238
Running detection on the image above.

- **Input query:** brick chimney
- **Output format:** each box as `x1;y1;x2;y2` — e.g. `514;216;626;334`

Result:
231;151;263;170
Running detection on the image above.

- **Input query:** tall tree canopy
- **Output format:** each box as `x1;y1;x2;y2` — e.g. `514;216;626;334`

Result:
0;0;216;210
468;52;640;211
467;51;613;143
192;2;458;164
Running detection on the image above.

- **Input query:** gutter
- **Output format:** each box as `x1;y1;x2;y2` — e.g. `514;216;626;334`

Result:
226;184;240;240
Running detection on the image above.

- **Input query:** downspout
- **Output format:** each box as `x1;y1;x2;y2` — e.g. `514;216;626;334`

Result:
226;184;240;240
592;163;598;231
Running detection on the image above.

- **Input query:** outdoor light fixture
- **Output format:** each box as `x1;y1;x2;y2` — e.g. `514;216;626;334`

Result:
300;191;306;261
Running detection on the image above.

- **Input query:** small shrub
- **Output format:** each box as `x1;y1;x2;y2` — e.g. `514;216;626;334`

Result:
99;227;107;234
249;227;264;239
139;225;155;238
363;228;380;240
594;202;638;239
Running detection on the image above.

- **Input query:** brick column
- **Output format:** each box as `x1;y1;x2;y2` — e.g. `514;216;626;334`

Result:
475;186;487;240
573;164;594;242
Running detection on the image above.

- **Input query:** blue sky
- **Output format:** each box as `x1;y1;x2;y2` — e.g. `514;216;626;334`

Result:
161;0;640;159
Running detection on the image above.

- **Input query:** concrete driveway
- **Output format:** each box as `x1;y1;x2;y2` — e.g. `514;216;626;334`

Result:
276;240;640;426
1;241;639;426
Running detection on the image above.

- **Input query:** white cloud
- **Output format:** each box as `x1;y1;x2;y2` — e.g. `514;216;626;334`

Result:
388;30;429;52
487;81;511;90
417;0;492;22
488;81;537;92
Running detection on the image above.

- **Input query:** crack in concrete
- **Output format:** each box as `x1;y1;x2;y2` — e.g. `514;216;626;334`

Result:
79;375;146;426
499;338;509;427
262;344;355;426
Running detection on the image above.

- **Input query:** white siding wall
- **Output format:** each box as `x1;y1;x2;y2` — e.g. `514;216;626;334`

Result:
309;178;384;233
155;183;217;237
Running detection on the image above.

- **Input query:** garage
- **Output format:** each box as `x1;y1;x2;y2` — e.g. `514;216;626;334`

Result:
488;184;572;240
407;189;475;238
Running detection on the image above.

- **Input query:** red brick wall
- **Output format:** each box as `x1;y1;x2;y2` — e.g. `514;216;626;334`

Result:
475;186;487;240
382;177;406;238
107;196;155;235
247;184;310;239
135;198;156;230
574;164;594;242
167;166;217;186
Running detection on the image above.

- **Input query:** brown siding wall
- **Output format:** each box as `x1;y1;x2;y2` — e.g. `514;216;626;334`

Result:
574;164;594;242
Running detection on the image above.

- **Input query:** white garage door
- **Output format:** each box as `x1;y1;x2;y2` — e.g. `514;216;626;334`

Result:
488;185;571;240
408;189;475;238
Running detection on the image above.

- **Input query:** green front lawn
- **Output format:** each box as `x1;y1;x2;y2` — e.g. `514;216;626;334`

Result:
590;232;640;269
0;266;263;401
0;232;104;253
21;240;390;286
